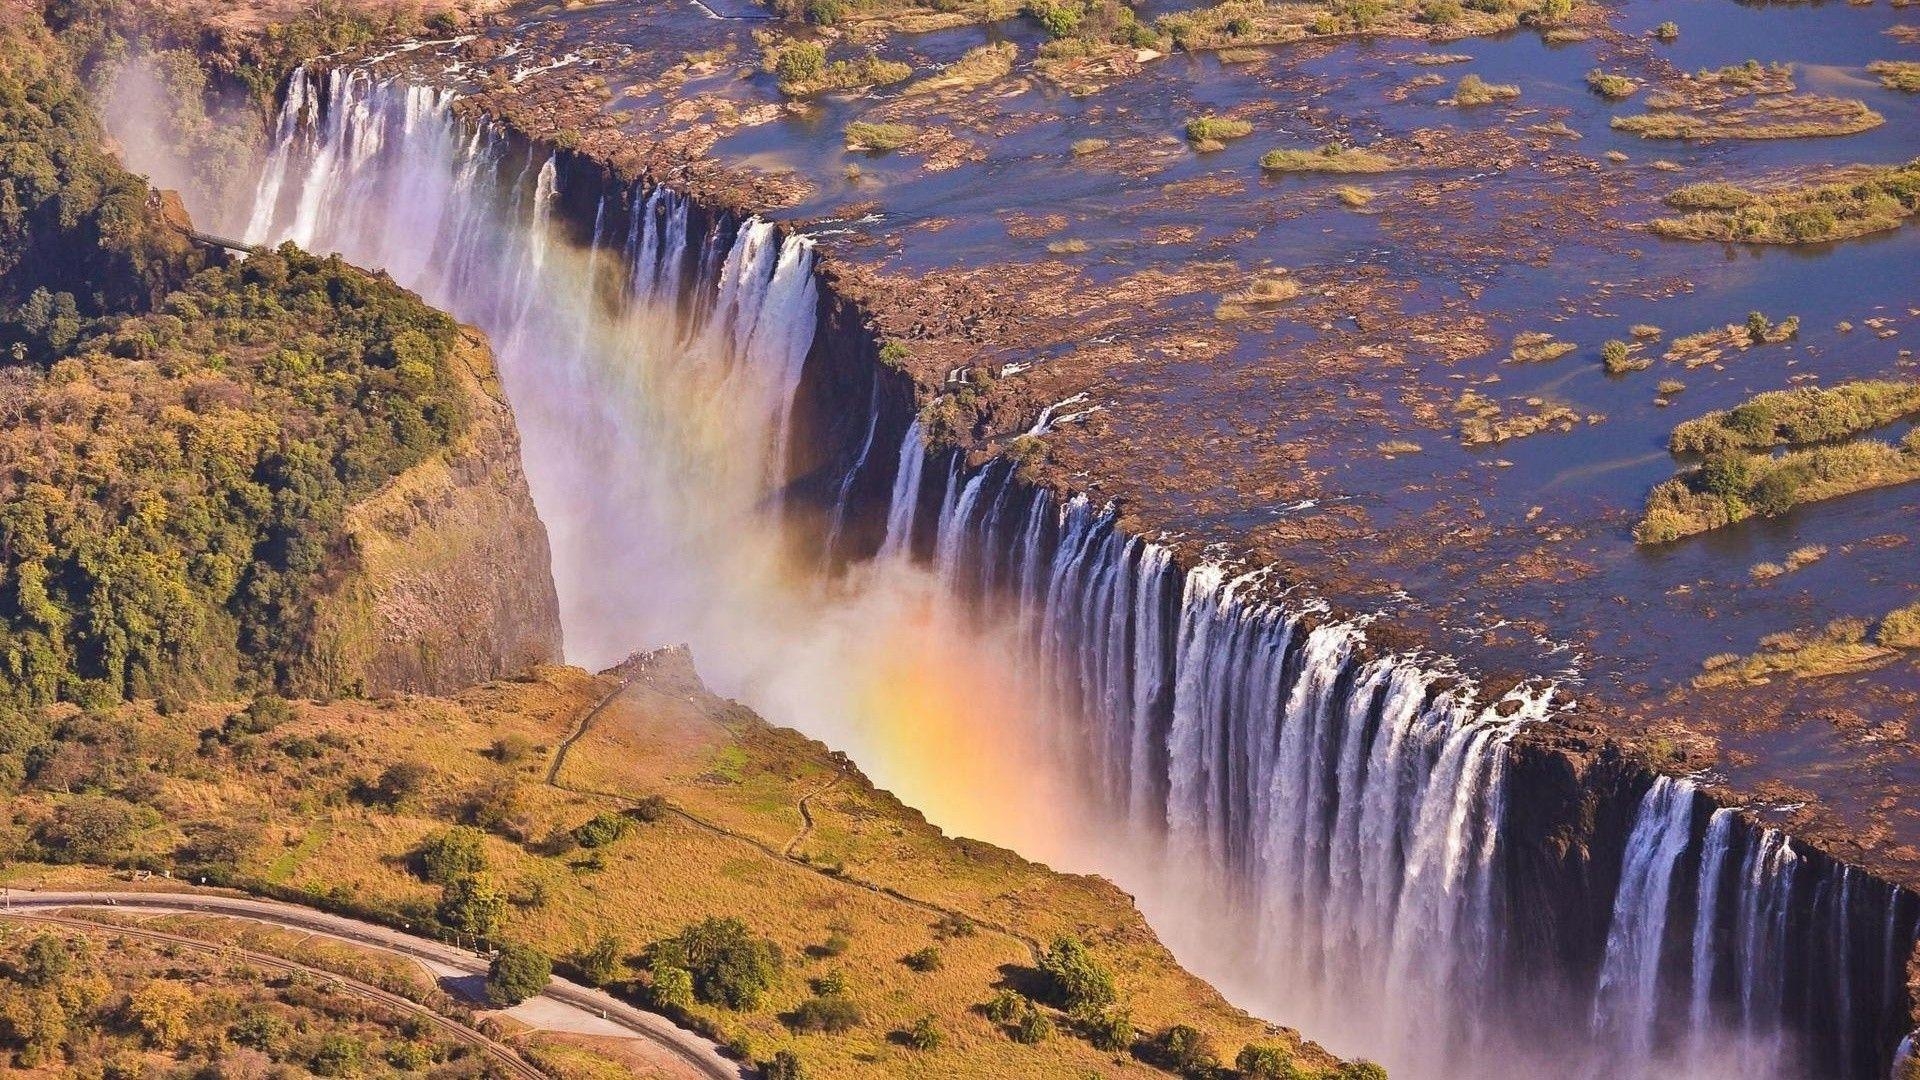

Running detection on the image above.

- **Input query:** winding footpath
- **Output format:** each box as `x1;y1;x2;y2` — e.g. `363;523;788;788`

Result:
0;890;747;1080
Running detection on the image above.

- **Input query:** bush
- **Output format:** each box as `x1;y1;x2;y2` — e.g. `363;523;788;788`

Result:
1087;1008;1135;1052
763;1050;806;1080
1149;1025;1218;1076
486;943;553;1006
370;760;433;809
576;935;626;987
983;989;1027;1024
666;917;784;1009
1237;1043;1293;1078
633;794;671;822
1185;116;1254;145
789;995;864;1033
416;826;488;884
906;1015;943;1051
844;122;917;151
438;875;508;937
903;946;943;972
649;965;695;1010
1039;935;1116;1017
573;811;634;848
1453;73;1520;105
309;1033;366;1077
1340;1061;1390;1080
773;42;825;86
1012;1007;1054;1045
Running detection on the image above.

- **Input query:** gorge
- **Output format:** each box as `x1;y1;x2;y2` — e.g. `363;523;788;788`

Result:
204;55;1920;1080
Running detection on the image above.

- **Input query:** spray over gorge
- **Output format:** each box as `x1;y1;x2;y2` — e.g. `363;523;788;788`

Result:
180;34;1920;1080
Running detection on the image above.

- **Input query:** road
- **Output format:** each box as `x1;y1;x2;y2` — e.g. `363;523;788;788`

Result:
1;889;748;1080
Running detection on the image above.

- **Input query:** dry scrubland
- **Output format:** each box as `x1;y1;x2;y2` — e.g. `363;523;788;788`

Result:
0;918;504;1078
1651;161;1920;245
2;651;1346;1079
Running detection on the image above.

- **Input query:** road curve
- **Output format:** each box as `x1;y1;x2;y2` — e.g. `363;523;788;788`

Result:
1;889;749;1080
6;907;548;1080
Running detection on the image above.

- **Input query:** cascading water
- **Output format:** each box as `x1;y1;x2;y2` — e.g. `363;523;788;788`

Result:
219;61;1918;1080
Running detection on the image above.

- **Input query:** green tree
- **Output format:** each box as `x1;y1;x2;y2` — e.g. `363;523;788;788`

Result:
416;826;488;884
1340;1060;1390;1080
1039;934;1117;1017
572;811;633;849
1088;1008;1136;1052
439;875;508;937
576;935;626;987
486;943;553;1006
1151;1024;1218;1076
650;965;695;1010
762;1049;806;1080
1238;1042;1300;1078
667;917;784;1009
18;935;70;988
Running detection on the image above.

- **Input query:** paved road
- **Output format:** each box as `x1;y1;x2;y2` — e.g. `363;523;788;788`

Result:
1;889;748;1080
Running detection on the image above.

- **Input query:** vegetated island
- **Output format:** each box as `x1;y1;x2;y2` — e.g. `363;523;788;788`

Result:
1649;161;1920;244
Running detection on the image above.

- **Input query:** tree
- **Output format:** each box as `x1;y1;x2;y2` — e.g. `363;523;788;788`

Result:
1339;1060;1389;1080
1012;1006;1053;1045
371;760;432;808
19;935;70;988
130;980;195;1048
667;917;783;1009
572;811;633;849
903;946;942;972
417;826;488;884
983;989;1026;1024
486;943;553;1006
310;1033;366;1076
649;965;695;1010
576;935;625;987
1039;934;1116;1017
439;875;508;937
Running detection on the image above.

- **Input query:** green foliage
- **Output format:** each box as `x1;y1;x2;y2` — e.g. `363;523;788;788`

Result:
664;917;784;1010
486;943;552;1006
789;994;863;1033
0;17;201;352
773;41;826;85
1086;1007;1135;1052
811;968;848;995
1237;1043;1298;1078
19;935;72;989
575;935;626;987
1012;1006;1054;1045
906;1015;944;1050
649;963;696;1010
903;945;944;972
572;811;635;848
982;989;1027;1024
0;239;470;712
438;875;508;937
309;1033;366;1076
1039;934;1117;1018
1149;1024;1219;1076
29;795;150;863
762;1049;807;1080
417;826;488;884
1340;1061;1390;1080
1655;20;1679;41
1185;115;1254;144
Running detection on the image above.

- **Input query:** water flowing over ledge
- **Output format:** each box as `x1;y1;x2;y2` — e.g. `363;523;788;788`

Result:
238;61;1918;1080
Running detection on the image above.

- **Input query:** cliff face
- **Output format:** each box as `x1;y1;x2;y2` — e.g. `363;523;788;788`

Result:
297;327;563;697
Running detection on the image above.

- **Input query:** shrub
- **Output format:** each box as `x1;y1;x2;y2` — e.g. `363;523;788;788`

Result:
309;1034;366;1077
438;875;508;937
1454;73;1520;105
906;1015;944;1050
576;935;626;987
845;122;917;151
573;811;634;848
1655;20;1678;41
1149;1025;1218;1075
487;943;553;1005
416;826;488;884
130;980;195;1048
983;989;1027;1024
667;917;784;1009
633;793;671;822
763;1050;806;1080
1341;1062;1390;1080
1601;339;1641;375
1087;1008;1135;1051
1586;70;1636;99
1040;935;1116;1017
1880;603;1920;649
903;946;943;972
650;965;695;1010
1012;1007;1054;1044
811;969;848;996
370;760;432;809
819;931;852;957
773;42;825;86
1259;143;1396;174
789;995;863;1033
1237;1043;1293;1078
1185;116;1254;145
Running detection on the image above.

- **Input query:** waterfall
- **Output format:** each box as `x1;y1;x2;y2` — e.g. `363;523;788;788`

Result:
226;61;1920;1080
1593;776;1698;1066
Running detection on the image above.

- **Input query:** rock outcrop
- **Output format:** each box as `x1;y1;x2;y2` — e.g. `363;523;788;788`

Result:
297;327;563;697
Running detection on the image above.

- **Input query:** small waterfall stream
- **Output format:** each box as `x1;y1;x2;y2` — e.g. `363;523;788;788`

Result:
223;63;1917;1080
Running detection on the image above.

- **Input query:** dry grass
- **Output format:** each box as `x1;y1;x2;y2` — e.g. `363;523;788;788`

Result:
1335;184;1376;207
1451;73;1520;106
1069;137;1110;156
1508;330;1577;364
1215;273;1302;319
1454;390;1582;445
1586;70;1637;99
845;121;918;151
1612;95;1884;140
904;41;1016;96
1694;618;1896;688
1667;379;1920;454
1259;143;1397;173
1869;60;1920;92
4;656;1316;1078
1881;602;1920;648
1636;430;1920;543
